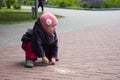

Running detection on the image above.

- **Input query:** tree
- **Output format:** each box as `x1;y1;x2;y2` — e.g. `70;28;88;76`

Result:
6;0;15;9
0;0;3;9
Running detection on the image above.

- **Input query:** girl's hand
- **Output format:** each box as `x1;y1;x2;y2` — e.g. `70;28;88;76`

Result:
49;57;56;65
42;56;49;64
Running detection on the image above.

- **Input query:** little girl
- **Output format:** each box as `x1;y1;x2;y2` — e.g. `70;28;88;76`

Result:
21;12;58;68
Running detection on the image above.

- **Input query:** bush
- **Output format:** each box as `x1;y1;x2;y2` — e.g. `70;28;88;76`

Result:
0;0;3;9
80;2;91;8
103;0;120;8
6;0;15;9
58;0;69;7
23;0;34;6
47;0;77;8
23;0;120;8
18;0;24;5
39;0;120;8
13;3;21;10
47;0;58;6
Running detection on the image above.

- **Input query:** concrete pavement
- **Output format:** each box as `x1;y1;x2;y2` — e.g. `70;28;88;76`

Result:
0;7;120;47
0;7;120;80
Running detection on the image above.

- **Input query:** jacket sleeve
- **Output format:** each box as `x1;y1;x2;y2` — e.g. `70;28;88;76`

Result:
21;29;33;42
50;34;58;58
32;29;45;57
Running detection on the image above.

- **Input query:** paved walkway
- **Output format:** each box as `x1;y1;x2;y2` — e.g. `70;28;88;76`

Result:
0;7;120;80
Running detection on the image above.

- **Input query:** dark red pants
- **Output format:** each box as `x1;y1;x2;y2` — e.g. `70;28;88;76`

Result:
22;41;52;61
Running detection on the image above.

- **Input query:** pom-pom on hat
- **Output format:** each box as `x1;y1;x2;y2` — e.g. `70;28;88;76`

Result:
40;12;58;31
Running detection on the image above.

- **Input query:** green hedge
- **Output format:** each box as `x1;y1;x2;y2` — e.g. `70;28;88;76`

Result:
6;0;15;9
1;0;119;9
0;0;22;9
47;0;78;7
47;0;120;8
0;0;3;9
17;0;120;8
13;3;21;10
23;0;34;6
103;0;120;8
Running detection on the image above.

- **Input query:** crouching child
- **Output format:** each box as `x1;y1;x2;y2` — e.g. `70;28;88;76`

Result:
21;12;59;68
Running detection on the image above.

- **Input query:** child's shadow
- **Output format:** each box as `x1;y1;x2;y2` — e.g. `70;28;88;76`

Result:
34;62;48;67
17;61;48;68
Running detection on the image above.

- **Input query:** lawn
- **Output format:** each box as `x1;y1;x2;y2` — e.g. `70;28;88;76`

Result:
0;11;37;24
0;8;37;24
0;8;63;24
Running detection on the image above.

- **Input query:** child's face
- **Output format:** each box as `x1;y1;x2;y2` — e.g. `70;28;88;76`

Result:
46;24;56;35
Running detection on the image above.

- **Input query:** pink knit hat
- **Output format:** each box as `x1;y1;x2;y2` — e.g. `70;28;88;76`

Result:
40;12;58;31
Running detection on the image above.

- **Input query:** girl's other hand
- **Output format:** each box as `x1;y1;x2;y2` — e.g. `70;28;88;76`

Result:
42;56;49;64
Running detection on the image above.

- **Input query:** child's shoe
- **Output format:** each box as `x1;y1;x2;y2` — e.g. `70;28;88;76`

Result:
25;60;34;68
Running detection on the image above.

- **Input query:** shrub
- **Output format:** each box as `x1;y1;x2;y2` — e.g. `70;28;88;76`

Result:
0;0;3;9
13;3;21;10
58;0;74;7
47;0;78;8
58;1;68;7
18;0;24;5
103;0;120;8
80;2;91;8
6;0;15;9
47;0;58;6
23;0;34;6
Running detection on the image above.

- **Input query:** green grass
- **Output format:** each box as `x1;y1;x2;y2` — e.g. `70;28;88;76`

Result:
0;8;39;24
0;8;63;25
0;11;37;24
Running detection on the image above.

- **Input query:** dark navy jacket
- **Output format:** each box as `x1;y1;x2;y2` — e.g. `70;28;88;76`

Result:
21;19;58;58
